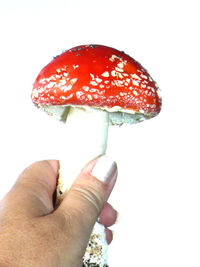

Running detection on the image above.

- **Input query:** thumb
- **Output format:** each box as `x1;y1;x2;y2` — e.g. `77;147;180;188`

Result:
56;155;117;240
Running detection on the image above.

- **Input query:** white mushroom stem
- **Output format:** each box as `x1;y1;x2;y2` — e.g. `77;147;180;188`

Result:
56;106;110;267
59;106;109;192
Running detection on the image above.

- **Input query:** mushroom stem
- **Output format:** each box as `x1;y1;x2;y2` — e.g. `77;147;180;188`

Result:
56;106;110;266
59;106;109;192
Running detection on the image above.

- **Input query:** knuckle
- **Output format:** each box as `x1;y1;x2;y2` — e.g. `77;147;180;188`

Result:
71;184;104;215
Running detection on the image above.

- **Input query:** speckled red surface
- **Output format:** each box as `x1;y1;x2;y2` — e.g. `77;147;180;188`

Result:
32;44;161;117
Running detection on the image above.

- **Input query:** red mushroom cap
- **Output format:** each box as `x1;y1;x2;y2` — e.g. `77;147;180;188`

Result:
32;44;161;119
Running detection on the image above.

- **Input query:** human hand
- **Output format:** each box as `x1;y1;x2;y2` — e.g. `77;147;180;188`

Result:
0;156;118;267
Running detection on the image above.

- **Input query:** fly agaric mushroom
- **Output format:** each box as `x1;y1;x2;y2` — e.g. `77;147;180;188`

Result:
31;44;161;266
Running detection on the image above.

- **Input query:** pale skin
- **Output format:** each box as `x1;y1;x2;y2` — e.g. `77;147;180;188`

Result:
0;158;118;267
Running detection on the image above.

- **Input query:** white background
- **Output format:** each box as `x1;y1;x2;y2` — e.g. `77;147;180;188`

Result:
0;0;200;266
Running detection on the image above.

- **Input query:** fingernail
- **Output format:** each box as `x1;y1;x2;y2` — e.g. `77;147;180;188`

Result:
91;155;117;184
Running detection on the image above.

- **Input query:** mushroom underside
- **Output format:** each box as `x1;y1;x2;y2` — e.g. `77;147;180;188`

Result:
38;104;150;125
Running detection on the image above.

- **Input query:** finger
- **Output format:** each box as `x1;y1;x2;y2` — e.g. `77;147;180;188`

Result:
55;155;117;247
105;228;113;245
6;160;59;217
99;202;118;227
